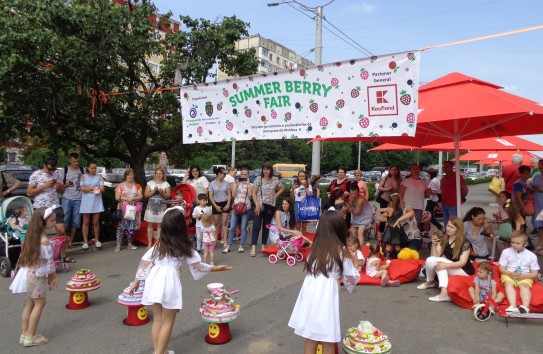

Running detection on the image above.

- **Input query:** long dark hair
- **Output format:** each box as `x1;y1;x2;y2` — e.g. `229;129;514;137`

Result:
277;198;296;229
188;165;203;180
153;208;193;259
463;207;485;222
18;208;50;268
327;188;344;209
305;211;347;278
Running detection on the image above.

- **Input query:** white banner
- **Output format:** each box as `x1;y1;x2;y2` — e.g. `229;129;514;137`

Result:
181;51;420;144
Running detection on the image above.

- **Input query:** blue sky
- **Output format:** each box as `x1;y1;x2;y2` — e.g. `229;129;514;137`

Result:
154;0;543;152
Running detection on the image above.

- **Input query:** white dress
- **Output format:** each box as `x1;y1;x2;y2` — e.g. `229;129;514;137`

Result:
135;247;212;309
288;256;360;342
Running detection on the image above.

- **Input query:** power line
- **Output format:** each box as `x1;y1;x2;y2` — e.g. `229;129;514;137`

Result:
322;17;374;57
281;1;374;57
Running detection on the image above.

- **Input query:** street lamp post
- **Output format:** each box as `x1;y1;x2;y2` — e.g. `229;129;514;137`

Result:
268;1;325;177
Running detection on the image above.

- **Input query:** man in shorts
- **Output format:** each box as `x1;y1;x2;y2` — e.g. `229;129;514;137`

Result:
27;157;75;263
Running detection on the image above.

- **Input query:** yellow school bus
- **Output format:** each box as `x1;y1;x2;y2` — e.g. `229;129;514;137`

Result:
273;163;307;178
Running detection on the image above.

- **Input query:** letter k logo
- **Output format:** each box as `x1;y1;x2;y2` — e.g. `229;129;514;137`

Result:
376;90;388;104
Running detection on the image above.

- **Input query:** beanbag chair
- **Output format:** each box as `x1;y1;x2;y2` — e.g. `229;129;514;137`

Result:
354;246;422;285
447;262;543;312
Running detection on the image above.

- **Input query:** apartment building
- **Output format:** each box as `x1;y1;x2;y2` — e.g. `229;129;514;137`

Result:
217;34;313;81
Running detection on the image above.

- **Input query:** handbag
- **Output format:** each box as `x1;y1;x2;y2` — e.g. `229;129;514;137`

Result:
233;183;249;216
488;177;504;197
124;204;137;220
298;195;321;221
112;204;123;222
375;176;388;200
524;195;534;216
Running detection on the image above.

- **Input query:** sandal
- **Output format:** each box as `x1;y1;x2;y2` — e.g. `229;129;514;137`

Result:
250;246;256;257
67;244;75;249
23;334;49;347
63;257;77;263
222;247;230;254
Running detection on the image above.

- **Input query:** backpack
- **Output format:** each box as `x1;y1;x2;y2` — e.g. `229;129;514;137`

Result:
63;166;85;184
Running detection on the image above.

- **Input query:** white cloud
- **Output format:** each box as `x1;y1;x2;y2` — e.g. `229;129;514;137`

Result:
344;3;376;14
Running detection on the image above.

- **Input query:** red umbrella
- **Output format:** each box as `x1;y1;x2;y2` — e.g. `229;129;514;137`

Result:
455;150;540;162
310;72;543;213
369;136;543;152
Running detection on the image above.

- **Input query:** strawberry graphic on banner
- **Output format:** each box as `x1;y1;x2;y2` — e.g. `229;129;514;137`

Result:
181;50;420;143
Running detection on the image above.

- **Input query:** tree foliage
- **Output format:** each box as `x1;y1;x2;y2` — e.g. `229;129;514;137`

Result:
0;0;258;184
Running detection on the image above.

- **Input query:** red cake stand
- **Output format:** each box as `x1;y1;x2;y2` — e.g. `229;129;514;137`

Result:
66;287;99;310
122;305;150;326
203;319;236;344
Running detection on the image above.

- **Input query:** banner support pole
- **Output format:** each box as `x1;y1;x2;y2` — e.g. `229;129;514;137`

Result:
311;5;323;177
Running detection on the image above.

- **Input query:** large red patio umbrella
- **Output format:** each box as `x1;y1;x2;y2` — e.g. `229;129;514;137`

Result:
310;72;543;214
369;135;543;152
455;150;540;163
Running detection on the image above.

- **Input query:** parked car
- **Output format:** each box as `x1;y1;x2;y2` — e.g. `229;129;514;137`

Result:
0;164;39;198
106;168;127;183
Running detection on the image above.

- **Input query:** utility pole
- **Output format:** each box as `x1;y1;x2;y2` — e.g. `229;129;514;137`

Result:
311;6;323;177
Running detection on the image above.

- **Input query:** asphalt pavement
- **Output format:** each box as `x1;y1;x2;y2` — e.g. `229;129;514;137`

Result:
1;183;541;354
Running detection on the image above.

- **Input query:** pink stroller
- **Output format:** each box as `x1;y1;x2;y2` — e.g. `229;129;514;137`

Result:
49;236;69;272
266;224;304;266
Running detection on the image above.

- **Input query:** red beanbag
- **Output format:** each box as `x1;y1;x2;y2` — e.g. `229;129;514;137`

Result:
448;262;543;312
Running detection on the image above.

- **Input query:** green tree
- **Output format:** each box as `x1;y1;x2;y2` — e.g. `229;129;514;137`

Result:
0;0;258;185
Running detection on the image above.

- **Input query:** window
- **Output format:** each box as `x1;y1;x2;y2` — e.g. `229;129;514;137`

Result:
262;48;269;56
269;53;273;61
276;56;280;64
148;62;160;74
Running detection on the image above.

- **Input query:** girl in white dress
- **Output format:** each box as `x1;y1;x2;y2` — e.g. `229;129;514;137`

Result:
128;207;231;354
10;206;58;347
288;210;360;354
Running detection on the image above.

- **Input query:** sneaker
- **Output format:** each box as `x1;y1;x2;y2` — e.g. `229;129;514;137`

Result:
210;262;214;266
114;245;121;252
519;305;530;314
95;241;102;248
505;306;520;313
82;243;89;250
238;247;244;253
381;276;390;287
387;280;400;287
127;245;138;250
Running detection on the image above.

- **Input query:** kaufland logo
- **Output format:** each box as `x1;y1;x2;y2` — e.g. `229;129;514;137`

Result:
367;84;398;116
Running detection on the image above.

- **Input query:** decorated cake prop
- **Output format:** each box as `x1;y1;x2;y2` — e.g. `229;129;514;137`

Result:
200;284;240;344
342;321;392;354
66;269;101;310
118;281;149;326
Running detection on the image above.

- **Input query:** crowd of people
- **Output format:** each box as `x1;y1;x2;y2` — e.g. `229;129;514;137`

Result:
5;155;543;353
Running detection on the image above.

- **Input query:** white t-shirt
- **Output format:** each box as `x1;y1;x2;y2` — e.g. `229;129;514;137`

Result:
192;206;211;228
428;177;441;203
186;176;209;195
355;249;364;272
401;178;428;210
224;174;235;185
499;248;540;274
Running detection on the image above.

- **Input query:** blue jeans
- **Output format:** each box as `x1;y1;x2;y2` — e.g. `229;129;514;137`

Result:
62;198;81;230
441;205;458;229
227;212;249;246
251;211;274;246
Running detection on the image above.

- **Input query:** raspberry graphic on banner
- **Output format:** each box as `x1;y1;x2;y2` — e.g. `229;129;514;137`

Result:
351;87;360;98
400;90;411;105
309;100;319;113
226;120;233;131
284;112;292;122
358;115;369;129
360;69;369;80
319;117;329;130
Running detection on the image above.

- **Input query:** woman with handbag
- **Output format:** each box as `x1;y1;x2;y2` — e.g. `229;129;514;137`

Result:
250;163;284;257
143;167;171;248
224;168;252;253
79;161;105;250
290;170;312;232
209;167;231;246
376;166;402;240
114;169;143;252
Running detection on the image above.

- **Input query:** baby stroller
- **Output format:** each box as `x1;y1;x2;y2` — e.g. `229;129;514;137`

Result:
0;196;33;277
49;236;70;272
171;184;197;235
266;224;304;266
